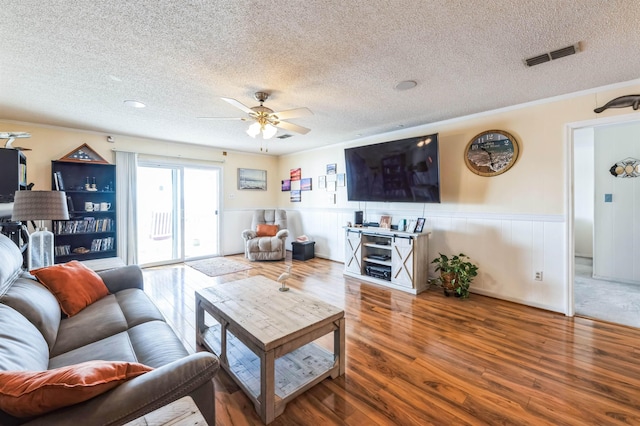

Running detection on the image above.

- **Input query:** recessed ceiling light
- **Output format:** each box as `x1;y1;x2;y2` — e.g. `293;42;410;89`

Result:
395;80;417;91
124;100;146;108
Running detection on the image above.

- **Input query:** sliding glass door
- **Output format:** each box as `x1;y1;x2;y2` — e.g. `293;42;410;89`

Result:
137;163;220;266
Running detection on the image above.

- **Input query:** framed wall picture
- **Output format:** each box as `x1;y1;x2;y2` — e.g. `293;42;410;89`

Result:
281;179;291;191
238;168;267;190
414;217;426;233
318;175;326;189
300;178;312;191
326;163;337;175
464;130;519;177
290;168;301;181
337;173;345;187
290;190;301;202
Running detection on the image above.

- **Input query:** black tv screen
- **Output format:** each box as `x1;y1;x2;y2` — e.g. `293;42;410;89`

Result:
344;133;440;203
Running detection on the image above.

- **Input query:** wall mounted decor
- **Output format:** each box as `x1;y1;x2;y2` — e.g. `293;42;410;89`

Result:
59;143;109;164
318;176;326;189
300;178;312;191
326;163;337;175
238;168;267;190
594;94;640;113
290;168;301;181
290;190;301;202
281;179;291;191
609;157;640;178
337;173;346;187
464;130;519;177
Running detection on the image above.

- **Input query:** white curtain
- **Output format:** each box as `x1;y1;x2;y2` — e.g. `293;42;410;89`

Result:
115;151;138;265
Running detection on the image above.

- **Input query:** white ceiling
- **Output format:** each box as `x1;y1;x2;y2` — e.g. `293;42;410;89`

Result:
1;1;639;155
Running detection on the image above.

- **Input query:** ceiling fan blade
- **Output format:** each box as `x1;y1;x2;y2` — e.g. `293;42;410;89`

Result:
273;107;313;120
221;97;254;115
197;116;247;121
275;121;311;135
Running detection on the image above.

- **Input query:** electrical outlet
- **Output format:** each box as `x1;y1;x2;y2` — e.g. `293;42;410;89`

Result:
534;271;543;281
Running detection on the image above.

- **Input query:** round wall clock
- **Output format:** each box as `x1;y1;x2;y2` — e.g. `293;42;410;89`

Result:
464;130;519;177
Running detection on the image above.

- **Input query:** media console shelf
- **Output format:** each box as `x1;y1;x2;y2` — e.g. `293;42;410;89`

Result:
344;227;429;294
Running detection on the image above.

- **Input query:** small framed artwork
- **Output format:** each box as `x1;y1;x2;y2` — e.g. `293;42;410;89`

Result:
326;163;337;175
414;217;426;233
300;178;312;191
290;168;302;181
337;173;345;187
238;168;267;190
290;190;301;202
281;179;291;191
318;175;326;189
380;215;391;229
407;219;417;233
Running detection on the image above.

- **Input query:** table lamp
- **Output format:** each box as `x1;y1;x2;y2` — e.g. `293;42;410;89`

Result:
12;190;69;270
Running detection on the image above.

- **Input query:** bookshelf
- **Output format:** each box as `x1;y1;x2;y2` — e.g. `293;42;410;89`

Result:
51;160;117;262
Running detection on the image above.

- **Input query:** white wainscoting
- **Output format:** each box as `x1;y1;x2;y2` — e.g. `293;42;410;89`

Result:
281;208;568;314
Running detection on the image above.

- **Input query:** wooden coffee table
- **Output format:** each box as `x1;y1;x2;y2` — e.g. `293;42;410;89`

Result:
195;275;345;424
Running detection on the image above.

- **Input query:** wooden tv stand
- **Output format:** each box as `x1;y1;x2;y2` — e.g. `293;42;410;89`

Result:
343;227;430;294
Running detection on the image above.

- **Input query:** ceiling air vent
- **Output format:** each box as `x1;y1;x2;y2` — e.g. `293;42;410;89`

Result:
525;43;580;67
525;53;551;67
277;134;293;139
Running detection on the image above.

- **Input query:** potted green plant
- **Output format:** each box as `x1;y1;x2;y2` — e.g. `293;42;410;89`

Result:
431;253;479;298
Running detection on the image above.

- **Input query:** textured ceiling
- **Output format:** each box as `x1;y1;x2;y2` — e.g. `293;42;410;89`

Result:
1;1;639;155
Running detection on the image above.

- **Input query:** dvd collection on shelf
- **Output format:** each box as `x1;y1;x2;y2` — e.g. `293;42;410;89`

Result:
54;218;114;234
54;236;115;256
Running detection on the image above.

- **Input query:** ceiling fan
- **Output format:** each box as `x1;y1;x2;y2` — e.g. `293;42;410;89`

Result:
199;91;313;142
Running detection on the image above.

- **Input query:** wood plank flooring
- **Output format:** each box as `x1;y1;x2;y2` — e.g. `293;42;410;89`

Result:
143;254;640;426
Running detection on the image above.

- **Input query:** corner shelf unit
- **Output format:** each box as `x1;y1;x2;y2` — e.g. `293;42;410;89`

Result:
51;160;117;263
344;227;430;294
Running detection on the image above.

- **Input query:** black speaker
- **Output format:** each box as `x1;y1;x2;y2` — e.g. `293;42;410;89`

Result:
354;211;363;225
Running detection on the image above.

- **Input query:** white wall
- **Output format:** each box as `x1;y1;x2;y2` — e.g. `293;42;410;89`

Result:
593;121;640;284
573;128;595;258
276;82;640;314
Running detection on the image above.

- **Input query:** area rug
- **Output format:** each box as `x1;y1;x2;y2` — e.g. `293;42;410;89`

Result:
186;257;253;277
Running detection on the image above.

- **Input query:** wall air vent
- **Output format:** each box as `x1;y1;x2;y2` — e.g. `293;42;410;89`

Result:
277;134;293;139
525;43;580;67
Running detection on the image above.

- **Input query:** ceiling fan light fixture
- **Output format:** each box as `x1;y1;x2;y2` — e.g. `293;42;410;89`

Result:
262;123;278;139
246;122;261;138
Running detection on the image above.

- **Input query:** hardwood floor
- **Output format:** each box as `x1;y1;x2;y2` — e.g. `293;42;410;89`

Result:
143;254;640;425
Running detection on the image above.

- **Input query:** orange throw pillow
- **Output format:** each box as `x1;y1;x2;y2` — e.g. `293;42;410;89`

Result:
256;224;279;237
31;260;110;317
0;361;153;418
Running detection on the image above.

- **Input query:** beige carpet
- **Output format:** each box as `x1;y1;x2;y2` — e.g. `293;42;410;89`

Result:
186;257;253;277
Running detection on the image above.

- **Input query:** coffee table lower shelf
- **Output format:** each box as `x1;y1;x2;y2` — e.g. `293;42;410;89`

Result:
201;324;336;401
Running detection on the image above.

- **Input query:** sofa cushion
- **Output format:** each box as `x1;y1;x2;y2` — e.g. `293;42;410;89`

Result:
31;260;110;317
50;289;165;357
0;277;61;351
0;305;49;372
49;321;189;370
0;234;23;291
127;321;190;368
0;360;153;418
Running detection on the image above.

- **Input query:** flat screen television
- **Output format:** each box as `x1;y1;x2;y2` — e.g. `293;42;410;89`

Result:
344;133;440;203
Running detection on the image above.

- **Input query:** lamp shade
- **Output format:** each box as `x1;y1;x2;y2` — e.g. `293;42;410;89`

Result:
12;191;70;221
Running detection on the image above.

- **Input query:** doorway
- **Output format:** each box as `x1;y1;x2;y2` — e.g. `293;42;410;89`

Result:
136;163;221;266
570;116;640;327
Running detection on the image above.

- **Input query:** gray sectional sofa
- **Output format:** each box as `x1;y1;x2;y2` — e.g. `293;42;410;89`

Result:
0;233;219;425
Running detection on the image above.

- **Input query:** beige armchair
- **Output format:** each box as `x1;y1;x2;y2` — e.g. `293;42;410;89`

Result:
242;209;288;261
